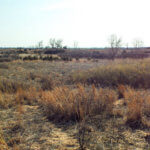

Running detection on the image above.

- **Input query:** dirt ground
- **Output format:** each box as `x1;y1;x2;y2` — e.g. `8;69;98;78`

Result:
0;99;149;150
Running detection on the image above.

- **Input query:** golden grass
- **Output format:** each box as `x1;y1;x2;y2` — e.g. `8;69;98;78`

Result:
16;87;38;105
40;84;118;121
0;87;38;109
71;59;150;88
0;128;8;150
122;86;150;128
0;79;27;93
0;92;15;109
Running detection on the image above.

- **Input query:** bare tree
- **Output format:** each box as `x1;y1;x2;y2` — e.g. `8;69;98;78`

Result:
133;39;144;48
55;39;63;48
49;38;56;48
38;41;43;48
74;41;78;48
108;34;122;59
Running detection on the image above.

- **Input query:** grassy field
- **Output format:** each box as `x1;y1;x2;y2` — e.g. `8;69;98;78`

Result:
0;57;150;149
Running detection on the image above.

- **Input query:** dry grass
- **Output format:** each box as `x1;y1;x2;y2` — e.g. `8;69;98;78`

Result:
0;92;15;109
40;84;118;121
40;75;55;91
71;59;150;88
16;87;38;105
0;87;38;109
0;79;27;93
122;86;150;128
0;128;8;150
0;58;150;149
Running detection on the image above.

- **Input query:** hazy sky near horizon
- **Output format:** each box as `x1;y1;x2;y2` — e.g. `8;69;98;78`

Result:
0;0;150;47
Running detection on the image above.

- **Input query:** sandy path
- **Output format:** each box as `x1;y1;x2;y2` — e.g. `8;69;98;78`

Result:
0;105;79;150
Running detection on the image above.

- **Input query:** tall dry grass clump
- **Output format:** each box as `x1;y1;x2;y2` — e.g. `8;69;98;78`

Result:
0;128;8;150
40;75;55;91
0;79;27;93
123;87;150;128
16;87;38;105
40;85;117;121
0;92;15;109
71;59;150;88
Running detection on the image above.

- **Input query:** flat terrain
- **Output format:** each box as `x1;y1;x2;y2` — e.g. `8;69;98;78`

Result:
0;59;150;150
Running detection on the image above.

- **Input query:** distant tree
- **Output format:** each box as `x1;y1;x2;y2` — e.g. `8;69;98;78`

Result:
38;41;43;48
126;43;129;49
108;34;122;59
73;41;78;48
63;46;67;49
49;38;56;48
133;39;144;48
55;39;63;48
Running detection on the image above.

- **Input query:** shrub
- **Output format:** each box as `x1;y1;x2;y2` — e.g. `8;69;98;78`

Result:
39;85;117;122
61;56;72;61
44;49;65;54
42;56;59;61
23;56;38;61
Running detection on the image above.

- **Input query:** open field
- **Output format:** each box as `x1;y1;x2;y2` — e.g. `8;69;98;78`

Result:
0;52;150;149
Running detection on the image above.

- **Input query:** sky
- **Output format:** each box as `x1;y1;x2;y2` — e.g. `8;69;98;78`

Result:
0;0;150;47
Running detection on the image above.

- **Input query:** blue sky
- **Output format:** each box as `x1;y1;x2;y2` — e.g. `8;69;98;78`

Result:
0;0;150;47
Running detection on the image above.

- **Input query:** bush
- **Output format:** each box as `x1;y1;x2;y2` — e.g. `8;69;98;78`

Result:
61;56;72;61
23;56;38;61
44;49;65;54
40;85;117;122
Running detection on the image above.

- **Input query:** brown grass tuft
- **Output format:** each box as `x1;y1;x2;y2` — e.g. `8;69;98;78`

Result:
40;85;118;122
40;75;55;91
0;79;27;93
123;87;150;128
0;128;8;150
16;87;38;105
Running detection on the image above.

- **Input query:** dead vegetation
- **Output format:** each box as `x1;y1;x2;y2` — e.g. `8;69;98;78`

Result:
0;58;150;149
71;58;150;88
40;85;117;122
